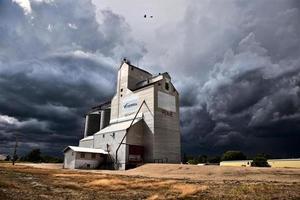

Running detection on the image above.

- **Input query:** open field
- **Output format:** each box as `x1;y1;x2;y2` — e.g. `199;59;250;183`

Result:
0;163;299;199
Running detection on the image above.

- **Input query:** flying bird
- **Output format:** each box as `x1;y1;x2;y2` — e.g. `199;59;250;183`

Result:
144;14;154;18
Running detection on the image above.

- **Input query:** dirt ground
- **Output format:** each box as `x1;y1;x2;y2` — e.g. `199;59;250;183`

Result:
0;163;299;199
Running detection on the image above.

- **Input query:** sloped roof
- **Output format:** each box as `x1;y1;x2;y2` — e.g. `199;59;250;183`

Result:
80;135;94;141
64;146;108;154
95;118;143;135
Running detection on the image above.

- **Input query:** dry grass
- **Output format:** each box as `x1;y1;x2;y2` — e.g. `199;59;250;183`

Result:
0;163;299;200
53;173;90;177
85;178;128;190
172;184;208;197
147;194;166;200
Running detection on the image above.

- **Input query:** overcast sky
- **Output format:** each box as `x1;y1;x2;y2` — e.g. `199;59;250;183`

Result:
1;0;300;158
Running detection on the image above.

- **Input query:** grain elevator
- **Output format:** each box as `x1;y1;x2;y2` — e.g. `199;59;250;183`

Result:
64;59;181;170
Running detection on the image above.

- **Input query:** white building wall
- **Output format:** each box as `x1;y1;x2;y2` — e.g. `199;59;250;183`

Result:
94;130;127;170
74;152;103;169
79;139;94;148
64;149;75;169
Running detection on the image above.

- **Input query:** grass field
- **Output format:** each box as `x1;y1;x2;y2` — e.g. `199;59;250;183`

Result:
0;163;299;199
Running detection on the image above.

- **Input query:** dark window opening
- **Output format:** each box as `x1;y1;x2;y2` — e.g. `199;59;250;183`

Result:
131;66;134;70
121;88;123;92
103;134;105;138
121;94;123;97
165;82;169;90
80;153;85;158
91;154;96;159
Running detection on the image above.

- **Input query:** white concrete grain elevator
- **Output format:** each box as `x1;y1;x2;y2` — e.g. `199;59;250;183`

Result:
64;59;181;170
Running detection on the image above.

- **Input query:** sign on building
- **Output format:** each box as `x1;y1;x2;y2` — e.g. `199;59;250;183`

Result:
122;95;139;115
158;91;176;112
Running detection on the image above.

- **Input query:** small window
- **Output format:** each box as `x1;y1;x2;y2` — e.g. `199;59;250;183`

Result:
72;152;74;156
80;153;85;158
131;66;134;70
102;134;105;138
165;82;169;90
158;82;161;86
121;88;123;92
112;132;115;139
91;154;96;159
121;94;123;97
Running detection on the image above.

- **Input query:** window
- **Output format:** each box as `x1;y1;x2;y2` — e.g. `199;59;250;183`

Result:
91;154;96;159
165;82;169;90
112;132;115;139
102;134;105;138
131;66;134;70
80;153;85;158
121;94;123;97
121;88;123;92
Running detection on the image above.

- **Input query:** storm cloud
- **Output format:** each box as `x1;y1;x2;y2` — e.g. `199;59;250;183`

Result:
172;0;300;157
0;0;145;156
0;0;300;158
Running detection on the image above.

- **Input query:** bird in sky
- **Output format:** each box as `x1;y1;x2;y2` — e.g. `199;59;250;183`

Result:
144;14;153;18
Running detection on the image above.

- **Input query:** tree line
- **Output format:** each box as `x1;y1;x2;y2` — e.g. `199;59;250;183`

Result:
182;150;270;167
5;149;63;163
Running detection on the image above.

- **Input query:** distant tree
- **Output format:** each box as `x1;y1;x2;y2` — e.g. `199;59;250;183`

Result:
187;158;198;165
5;155;11;161
197;155;208;163
221;151;246;161
252;154;270;167
208;156;221;164
182;153;188;164
26;149;42;163
12;135;18;165
41;155;63;163
12;154;18;162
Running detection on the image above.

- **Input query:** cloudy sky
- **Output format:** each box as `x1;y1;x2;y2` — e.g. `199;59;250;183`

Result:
1;0;300;158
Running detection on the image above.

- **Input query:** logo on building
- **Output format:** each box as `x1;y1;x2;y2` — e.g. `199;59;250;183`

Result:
122;95;139;115
123;102;138;109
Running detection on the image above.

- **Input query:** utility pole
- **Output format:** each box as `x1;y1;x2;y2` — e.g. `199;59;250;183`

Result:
12;134;18;165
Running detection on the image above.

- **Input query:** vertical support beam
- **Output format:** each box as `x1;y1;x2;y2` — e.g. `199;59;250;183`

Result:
100;110;105;130
84;115;89;138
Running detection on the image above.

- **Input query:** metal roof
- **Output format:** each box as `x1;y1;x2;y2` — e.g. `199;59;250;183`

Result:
80;135;94;141
64;146;108;154
95;118;143;135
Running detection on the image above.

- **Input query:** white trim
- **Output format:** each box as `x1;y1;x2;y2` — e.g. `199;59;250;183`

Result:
95;118;143;135
64;146;108;154
80;136;94;141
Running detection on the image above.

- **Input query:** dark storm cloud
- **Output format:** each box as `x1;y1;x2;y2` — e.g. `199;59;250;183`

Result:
179;3;300;157
1;0;300;159
0;0;146;156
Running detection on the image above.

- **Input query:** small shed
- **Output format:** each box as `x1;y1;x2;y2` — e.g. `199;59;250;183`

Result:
220;160;253;167
267;159;300;168
63;146;108;169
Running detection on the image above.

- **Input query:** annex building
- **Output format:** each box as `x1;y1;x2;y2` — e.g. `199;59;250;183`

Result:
64;59;181;170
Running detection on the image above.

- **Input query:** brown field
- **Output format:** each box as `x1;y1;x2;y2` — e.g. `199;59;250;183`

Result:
0;163;299;199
